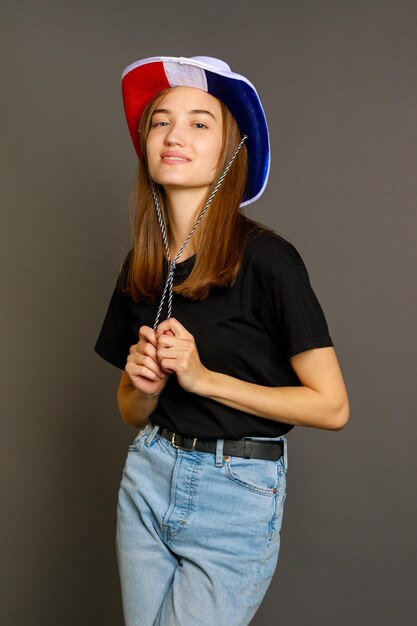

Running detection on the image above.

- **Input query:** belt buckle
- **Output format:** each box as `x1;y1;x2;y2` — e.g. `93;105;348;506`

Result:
171;432;198;450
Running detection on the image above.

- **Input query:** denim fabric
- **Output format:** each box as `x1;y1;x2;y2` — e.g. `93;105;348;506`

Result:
116;422;288;626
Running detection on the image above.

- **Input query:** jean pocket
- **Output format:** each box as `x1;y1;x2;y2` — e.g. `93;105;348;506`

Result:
223;455;281;496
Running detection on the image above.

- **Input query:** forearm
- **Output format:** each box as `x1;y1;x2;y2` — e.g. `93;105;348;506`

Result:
198;370;346;430
117;386;160;429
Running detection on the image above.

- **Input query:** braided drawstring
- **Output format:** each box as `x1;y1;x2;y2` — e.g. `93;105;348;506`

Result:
149;134;247;330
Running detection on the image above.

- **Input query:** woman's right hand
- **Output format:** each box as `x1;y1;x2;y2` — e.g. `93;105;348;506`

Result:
125;325;171;397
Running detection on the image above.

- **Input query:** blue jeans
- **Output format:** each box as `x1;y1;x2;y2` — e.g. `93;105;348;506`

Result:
116;422;288;626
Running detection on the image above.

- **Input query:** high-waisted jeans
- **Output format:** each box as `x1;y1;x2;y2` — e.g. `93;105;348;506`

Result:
116;421;288;626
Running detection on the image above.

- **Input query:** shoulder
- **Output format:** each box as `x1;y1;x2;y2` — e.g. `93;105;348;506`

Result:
243;221;305;276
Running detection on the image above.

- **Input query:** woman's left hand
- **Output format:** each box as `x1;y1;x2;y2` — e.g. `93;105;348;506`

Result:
155;317;209;395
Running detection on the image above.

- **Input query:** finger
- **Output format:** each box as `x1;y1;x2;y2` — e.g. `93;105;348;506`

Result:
142;343;166;377
133;337;158;357
155;319;175;339
128;353;165;379
126;360;160;382
157;347;185;361
142;339;157;357
158;332;195;354
155;328;175;340
158;358;176;374
139;325;157;347
156;317;191;339
156;333;174;347
133;343;164;378
166;317;193;338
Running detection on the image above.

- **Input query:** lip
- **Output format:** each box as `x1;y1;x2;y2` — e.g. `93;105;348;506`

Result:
161;151;192;163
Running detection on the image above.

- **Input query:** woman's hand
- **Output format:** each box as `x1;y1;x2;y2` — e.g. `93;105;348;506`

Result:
155;317;210;395
125;325;172;397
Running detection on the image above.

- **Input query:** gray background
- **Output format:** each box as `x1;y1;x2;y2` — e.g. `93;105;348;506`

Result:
1;1;416;624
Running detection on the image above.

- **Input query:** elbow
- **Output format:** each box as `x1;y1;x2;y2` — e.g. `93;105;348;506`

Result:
328;396;350;430
116;389;127;423
117;398;130;425
117;387;136;426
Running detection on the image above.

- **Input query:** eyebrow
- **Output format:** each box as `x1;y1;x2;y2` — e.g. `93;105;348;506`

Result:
152;108;217;122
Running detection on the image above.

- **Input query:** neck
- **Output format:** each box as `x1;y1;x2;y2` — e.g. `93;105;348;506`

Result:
164;186;209;259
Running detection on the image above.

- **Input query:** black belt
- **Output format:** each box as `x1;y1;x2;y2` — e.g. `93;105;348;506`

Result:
157;427;283;461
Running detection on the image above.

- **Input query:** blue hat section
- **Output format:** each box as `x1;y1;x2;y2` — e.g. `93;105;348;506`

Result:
205;71;270;206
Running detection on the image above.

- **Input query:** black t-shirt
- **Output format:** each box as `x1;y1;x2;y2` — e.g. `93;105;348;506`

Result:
94;225;334;439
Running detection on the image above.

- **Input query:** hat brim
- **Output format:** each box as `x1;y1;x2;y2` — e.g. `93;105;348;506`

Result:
121;56;270;207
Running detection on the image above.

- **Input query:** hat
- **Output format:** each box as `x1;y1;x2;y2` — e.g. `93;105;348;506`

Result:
121;55;270;207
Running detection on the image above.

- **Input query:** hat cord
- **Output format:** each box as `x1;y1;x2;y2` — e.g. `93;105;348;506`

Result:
149;134;247;330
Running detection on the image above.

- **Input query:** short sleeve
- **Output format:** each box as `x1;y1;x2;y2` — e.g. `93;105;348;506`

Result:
265;263;334;359
93;263;136;370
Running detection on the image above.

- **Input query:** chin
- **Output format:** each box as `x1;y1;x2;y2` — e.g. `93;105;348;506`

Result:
154;175;210;189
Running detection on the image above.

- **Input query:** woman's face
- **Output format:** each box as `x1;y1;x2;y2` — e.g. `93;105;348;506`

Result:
145;86;223;193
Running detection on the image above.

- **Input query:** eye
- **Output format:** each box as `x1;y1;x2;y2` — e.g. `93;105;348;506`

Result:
193;123;208;129
152;121;169;127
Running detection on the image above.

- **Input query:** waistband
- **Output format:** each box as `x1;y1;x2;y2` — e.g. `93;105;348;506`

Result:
157;426;285;463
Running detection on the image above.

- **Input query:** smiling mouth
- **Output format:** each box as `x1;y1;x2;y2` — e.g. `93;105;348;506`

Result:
161;157;191;164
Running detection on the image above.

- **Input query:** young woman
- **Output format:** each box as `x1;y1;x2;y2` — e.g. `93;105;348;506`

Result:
94;55;350;626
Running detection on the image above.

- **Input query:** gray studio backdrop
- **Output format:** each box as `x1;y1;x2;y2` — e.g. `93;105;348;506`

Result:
2;1;416;625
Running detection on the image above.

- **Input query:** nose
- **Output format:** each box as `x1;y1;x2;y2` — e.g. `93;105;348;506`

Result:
164;122;186;146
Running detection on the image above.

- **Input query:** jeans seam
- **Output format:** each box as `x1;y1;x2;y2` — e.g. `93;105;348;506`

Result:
241;509;277;624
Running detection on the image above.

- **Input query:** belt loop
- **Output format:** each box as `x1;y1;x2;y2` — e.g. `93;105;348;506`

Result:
215;438;224;467
145;424;160;447
281;436;288;473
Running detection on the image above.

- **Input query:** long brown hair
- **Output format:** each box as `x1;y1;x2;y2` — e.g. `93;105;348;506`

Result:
121;87;272;303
